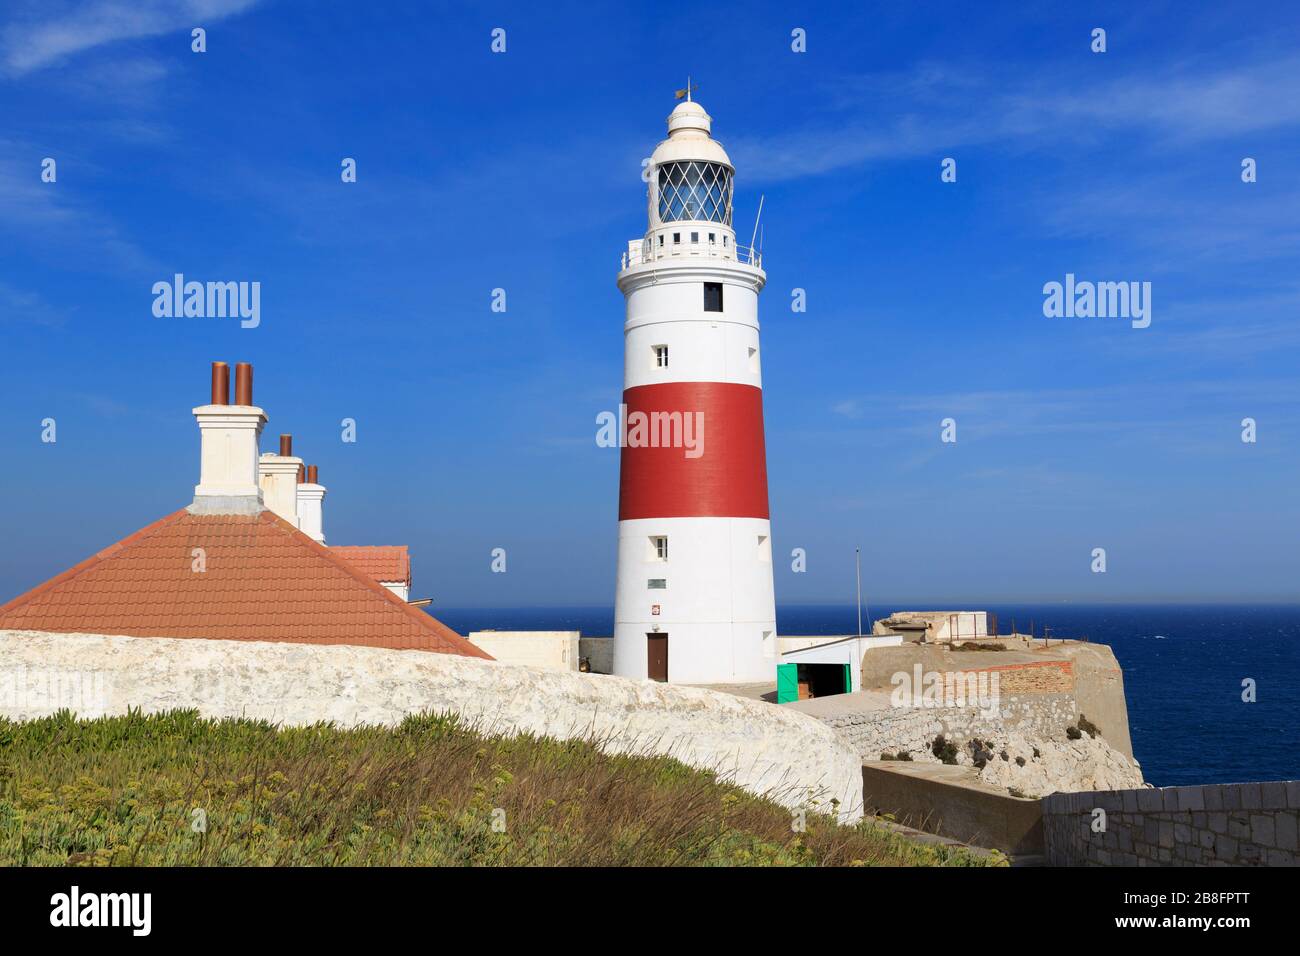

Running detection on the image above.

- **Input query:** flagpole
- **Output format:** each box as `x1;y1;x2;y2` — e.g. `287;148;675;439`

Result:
855;548;862;638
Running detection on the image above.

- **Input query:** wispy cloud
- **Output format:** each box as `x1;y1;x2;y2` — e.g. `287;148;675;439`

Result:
0;136;157;272
0;281;69;327
732;56;1300;184
1;0;260;76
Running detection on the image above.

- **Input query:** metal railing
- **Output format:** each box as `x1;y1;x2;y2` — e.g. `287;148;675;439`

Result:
622;241;762;271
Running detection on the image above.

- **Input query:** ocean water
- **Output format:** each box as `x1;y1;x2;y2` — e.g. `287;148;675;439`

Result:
429;603;1300;788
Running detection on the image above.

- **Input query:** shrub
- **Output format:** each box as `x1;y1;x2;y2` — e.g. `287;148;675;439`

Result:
968;739;994;770
930;736;958;765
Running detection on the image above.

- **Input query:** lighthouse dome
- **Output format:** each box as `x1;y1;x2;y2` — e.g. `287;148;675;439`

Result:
650;98;732;168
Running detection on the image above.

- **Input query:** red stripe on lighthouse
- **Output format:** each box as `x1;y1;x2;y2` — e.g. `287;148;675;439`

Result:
618;381;770;520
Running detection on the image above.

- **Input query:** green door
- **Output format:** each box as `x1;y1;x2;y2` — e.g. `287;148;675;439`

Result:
776;663;798;703
843;663;853;695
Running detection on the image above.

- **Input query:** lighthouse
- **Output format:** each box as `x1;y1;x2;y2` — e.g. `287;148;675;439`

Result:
612;95;777;684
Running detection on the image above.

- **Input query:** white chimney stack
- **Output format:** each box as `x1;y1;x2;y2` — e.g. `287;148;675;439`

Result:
190;362;267;515
297;464;326;543
259;433;303;527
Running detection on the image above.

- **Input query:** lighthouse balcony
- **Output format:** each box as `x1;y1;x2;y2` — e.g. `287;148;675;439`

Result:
622;236;762;271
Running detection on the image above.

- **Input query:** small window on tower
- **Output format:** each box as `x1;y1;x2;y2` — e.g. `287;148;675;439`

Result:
748;346;759;373
703;282;723;313
708;233;716;244
723;236;729;247
690;231;699;243
653;345;669;368
658;235;664;247
673;233;681;244
649;536;668;561
757;534;771;562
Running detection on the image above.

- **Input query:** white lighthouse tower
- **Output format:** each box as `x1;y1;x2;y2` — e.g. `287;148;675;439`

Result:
612;95;777;684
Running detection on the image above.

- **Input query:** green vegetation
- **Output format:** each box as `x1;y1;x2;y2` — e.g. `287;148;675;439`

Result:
0;710;997;867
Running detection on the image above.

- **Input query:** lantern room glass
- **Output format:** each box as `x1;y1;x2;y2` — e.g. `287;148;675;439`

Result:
657;161;733;225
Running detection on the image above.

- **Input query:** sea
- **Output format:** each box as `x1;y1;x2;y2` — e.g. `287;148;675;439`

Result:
428;603;1300;788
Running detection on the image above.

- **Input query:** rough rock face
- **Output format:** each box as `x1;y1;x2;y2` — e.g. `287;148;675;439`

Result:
874;722;1144;797
794;684;1144;798
0;630;863;822
967;731;1145;797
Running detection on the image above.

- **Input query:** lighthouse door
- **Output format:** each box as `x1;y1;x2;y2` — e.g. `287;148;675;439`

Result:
646;633;668;682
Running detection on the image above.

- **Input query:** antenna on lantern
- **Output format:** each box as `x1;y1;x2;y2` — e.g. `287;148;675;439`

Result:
750;193;765;260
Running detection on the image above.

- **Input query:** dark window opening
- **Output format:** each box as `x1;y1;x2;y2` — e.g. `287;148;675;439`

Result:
703;282;723;313
799;663;848;698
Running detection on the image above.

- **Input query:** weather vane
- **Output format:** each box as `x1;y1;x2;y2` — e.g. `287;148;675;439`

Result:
674;77;697;101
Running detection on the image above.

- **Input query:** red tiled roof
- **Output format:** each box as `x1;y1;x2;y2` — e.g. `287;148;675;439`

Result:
330;546;411;586
0;509;490;658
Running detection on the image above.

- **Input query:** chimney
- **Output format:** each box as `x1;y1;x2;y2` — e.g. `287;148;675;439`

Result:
297;464;326;543
258;432;303;527
190;361;267;515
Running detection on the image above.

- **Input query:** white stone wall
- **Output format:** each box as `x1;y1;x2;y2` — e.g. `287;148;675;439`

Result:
0;630;862;822
466;631;580;672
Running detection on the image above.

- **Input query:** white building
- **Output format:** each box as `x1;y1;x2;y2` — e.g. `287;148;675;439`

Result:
612;96;777;685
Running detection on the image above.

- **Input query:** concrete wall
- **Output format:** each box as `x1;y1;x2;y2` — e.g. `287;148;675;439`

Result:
1043;780;1300;866
466;631;579;672
1059;643;1133;759
579;636;613;674
0;630;862;822
862;762;1043;856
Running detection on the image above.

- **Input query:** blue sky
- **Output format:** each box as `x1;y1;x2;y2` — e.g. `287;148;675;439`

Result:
2;0;1299;607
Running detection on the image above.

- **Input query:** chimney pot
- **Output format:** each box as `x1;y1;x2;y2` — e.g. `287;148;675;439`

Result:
297;464;305;484
234;363;254;406
307;464;319;483
210;362;230;405
279;434;293;456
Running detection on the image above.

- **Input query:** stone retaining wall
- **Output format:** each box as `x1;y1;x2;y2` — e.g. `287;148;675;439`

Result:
1043;780;1300;866
815;693;1078;761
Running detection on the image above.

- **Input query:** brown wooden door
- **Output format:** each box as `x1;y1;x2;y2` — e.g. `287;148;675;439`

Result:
647;633;668;682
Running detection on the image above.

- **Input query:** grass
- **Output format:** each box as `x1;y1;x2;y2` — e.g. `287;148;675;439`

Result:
0;709;998;867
